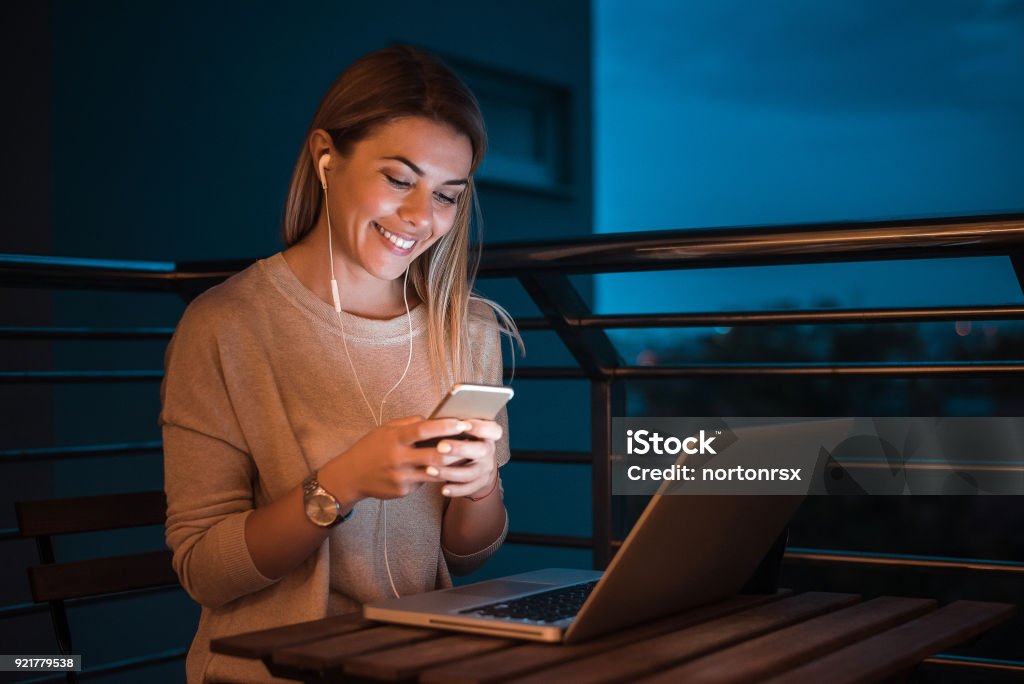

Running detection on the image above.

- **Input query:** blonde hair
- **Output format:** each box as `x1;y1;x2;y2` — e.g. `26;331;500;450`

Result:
282;45;521;389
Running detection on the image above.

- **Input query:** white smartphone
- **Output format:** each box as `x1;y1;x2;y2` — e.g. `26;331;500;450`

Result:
415;383;513;448
428;383;514;420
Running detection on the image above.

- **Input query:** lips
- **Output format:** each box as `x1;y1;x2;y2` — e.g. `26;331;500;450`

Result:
373;221;417;252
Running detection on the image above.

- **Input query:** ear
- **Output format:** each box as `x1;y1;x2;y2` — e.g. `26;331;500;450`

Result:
308;129;337;180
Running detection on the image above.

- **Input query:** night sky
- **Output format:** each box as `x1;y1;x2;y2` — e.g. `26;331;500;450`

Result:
594;0;1024;318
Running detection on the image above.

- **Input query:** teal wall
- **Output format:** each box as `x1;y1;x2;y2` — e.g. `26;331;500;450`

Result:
1;1;593;679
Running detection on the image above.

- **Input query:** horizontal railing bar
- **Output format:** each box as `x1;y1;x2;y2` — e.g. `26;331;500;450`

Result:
505;362;1024;380
0;253;238;293
504;367;588;379
0;370;164;383
0;441;162;464
829;460;1024;474
0;527;21;541
511;450;592;465
20;646;187;683
5;307;1018;342
479;213;1024;276
6;363;1024;385
515;305;1024;332
512;317;550;331
4;214;1023;292
608;362;1024;379
506;532;593;549
923;654;1024;673
0;254;175;271
504;305;1024;334
0;326;174;340
0;600;49;619
784;547;1024;574
574;305;1024;329
80;646;187;680
0;585;183;620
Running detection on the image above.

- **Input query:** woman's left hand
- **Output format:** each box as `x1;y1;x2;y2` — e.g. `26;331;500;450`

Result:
428;419;502;498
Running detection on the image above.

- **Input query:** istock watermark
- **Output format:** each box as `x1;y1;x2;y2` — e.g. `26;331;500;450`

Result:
611;417;1024;496
625;429;719;456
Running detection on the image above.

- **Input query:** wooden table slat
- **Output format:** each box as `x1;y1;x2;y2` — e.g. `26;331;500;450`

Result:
760;600;1017;684
210;593;1014;684
504;591;859;684
273;625;441;671
345;634;517;681
419;591;789;684
640;596;937;684
210;611;370;659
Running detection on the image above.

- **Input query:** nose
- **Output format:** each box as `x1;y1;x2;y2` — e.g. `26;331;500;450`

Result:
397;187;433;233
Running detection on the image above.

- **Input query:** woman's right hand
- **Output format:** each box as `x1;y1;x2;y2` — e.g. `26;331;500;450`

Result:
318;416;471;504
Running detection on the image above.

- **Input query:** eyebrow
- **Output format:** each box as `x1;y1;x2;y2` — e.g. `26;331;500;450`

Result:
382;156;468;186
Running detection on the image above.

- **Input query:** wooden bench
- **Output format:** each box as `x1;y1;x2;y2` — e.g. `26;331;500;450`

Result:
15;490;179;680
210;591;1015;683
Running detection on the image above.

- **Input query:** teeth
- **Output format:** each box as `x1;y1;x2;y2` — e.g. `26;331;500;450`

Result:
375;223;415;249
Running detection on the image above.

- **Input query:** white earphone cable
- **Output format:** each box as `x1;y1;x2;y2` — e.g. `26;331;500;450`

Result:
324;173;411;599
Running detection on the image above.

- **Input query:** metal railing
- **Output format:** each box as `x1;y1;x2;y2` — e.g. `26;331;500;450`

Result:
2;211;1024;677
3;212;1024;566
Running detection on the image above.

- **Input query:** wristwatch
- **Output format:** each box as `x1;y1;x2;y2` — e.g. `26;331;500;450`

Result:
302;474;352;528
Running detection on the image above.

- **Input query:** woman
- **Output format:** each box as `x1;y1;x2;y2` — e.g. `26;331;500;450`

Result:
161;45;519;683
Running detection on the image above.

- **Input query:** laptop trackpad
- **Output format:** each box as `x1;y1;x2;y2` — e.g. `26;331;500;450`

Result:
446;580;554;599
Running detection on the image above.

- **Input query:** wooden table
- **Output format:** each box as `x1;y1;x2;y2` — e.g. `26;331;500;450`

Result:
211;591;1014;683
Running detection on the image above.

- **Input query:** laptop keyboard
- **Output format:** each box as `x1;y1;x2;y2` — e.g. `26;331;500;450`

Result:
460;580;599;624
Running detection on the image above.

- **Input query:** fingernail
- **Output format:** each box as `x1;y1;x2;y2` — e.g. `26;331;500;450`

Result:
437;442;452;454
457;421;471;432
442;487;451;496
426;466;440;477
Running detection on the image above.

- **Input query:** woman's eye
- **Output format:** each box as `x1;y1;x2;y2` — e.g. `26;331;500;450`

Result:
384;173;456;205
384;174;411;189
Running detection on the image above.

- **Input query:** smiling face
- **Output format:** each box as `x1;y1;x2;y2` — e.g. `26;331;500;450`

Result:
318;117;474;284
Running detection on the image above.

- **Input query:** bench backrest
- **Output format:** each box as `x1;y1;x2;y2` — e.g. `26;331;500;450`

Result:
15;489;178;675
16;490;177;602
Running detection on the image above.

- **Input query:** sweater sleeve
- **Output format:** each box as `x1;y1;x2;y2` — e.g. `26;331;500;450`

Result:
443;506;509;576
161;298;276;608
442;303;511;575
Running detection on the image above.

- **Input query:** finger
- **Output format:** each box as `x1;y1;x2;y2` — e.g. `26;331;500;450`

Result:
399;446;450;469
420;455;478;479
437;439;492;461
402;468;445;484
441;476;494;498
399;418;471;445
463;419;503;442
431;462;485;484
412;453;473;468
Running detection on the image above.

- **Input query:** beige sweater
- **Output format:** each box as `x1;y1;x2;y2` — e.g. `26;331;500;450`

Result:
161;253;509;683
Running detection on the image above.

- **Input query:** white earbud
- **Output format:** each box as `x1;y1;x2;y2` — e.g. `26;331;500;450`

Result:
318;154;330;190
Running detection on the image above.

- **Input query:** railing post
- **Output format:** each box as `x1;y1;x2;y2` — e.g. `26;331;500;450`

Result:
517;273;623;570
591;379;624;570
517;273;620;378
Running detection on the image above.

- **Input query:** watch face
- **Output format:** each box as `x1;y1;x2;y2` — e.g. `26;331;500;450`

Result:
305;492;339;526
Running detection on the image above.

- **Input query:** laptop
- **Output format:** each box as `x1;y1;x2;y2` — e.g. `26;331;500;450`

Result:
364;419;850;643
